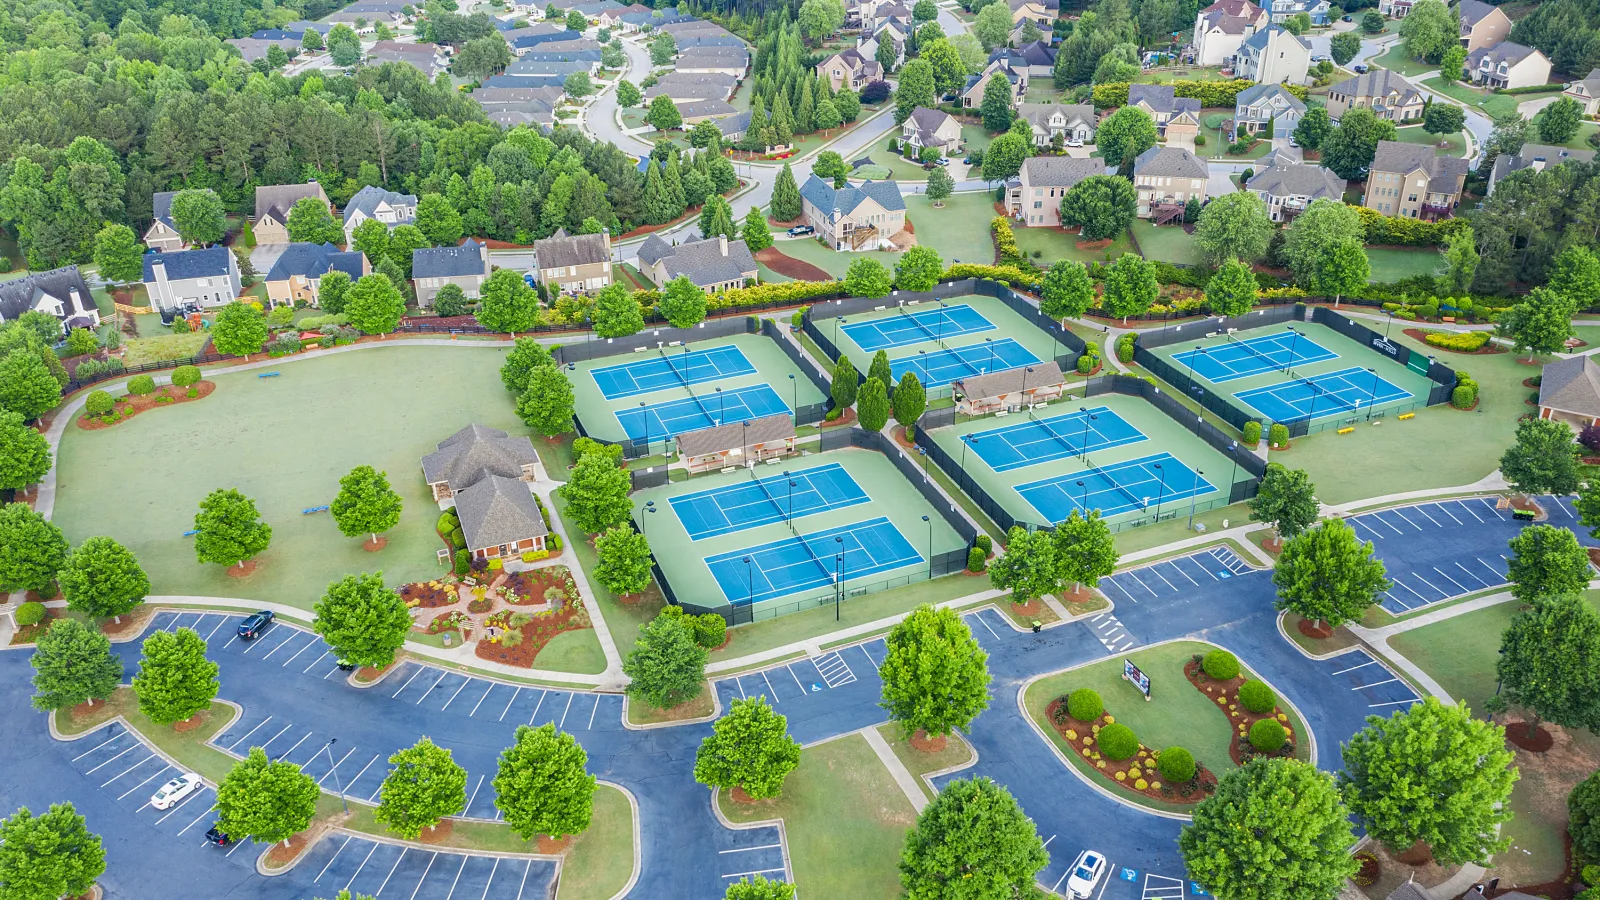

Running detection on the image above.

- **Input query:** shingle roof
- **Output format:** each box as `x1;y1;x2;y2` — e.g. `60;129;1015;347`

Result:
344;186;417;226
677;413;794;457
1538;356;1600;417
1234;83;1307;114
953;360;1064;402
1385;884;1430;900
1016;103;1095;131
1133;146;1207;179
1467;40;1545;70
1241;23;1308;53
533;231;608;269
151;191;178;229
265;242;366;282
506;57;593;76
255;182;325;224
1457;0;1498;29
1020;156;1107;188
1571;68;1600;94
642;236;757;287
1491;143;1599;183
677;99;739;119
515;48;603;62
484;74;566;89
422;424;540;490
1246;162;1345;201
1329;69;1422;106
1369;140;1469;190
678;48;748;69
142;245;233;282
414;239;489;279
0;265;96;324
1128;84;1178;113
1199;0;1261;15
905;106;959;144
454;475;549;552
712;111;752;137
798;175;906;220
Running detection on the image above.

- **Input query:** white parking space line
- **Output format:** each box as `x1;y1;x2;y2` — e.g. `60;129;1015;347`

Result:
528;691;548;725
1148;566;1177;591
84;744;140;775
1455;561;1492;588
417;671;448;705
344;841;380;891
100;754;154;788
260;631;303;661
73;732;126;762
225;715;276;751
175;801;216;834
156;789;209;825
558;693;575;730
405;852;439;900
513;859;534;900
375;848;408;897
469;683;497;717
478;858;500;900
1481;557;1506;581
442;854;469;900
787;664;806;692
857;644;881;672
315;835;353;882
1479;498;1504;518
1170;561;1199;586
1432;566;1470;595
320;746;357;785
1452;500;1483;523
1353;678;1399;691
1413;505;1443;527
1126;570;1158;596
970;612;1001;640
347;754;381;791
282;637;317;668
203;616;228;642
1371;514;1405;534
254;722;294;755
1432;502;1462;525
1391;508;1424;530
761;670;779;703
722;867;788;879
302;650;331;674
463;775;484;815
1331;659;1377;675
588;694;601;729
1370;698;1417;708
275;731;315;762
118;764;173;800
440;678;471;712
719;843;784;854
499;687;521;722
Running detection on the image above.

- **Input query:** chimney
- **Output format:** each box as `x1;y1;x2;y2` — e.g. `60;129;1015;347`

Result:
602;227;612;258
718;234;728;255
68;286;82;313
1530;156;1547;172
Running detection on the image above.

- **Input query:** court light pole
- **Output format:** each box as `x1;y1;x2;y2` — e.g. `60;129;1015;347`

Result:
1365;367;1380;420
923;515;932;578
1152;462;1168;521
1227;441;1239;497
985;337;995;374
1078;409;1097;462
321;738;349;813
1186;469;1204;530
1284;328;1302;374
744;556;753;606
1077;480;1087;514
960;433;973;470
641;500;655;536
639;401;648;455
787;476;796;521
917;445;929;482
716;386;725;424
789;374;796;419
834;537;845;621
836;316;844;346
1184;345;1201;386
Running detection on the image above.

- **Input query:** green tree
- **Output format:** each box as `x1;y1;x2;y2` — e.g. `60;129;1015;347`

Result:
1100;253;1159;324
1311;238;1370;306
695;697;802;799
1498;593;1600;733
1096;106;1159;167
559;450;632;533
1362;9;1384;31
894;59;937;125
131;626;219;725
1180;758;1358;900
988;525;1059;605
867;349;894;394
1060;175;1137;242
0;410;50;493
877;28;900;73
385;225;429;278
920;38;966;97
500;338;554;395
211;301;269;359
845;257;893;298
1548;246;1600;309
593;282;644;338
1193;191;1273;265
1039;259;1095;320
649;31;677;65
1330;31;1362;66
30;618;121;710
1507;524;1592;606
1273;519;1389;630
1400;0;1458;62
1052;509;1119;594
516;365;575;438
285;195;343;245
893;371;927;437
617;79;641;108
1538;97;1584;144
623;613;707;709
725;876;794;900
170;188;227;247
375;738;467;840
741;207;773;252
894;245;944;292
314;572;410;670
564;71;593;98
0;503;66;594
0;804;105;900
831;352;858;410
330;465;403;545
343;271;406;335
699;195;736;241
0;350;59;423
771;164;804;223
455;34;511;78
647;94;682;131
216;747;320;846
1249;463;1318;539
1204;258;1260;318
594;525;652;597
476;268;540;334
1499;286;1577;361
1283;199;1364;287
925;167;955;206
1322;107;1399;180
879;603;990;739
813;150;849;187
659;276;709;329
1500;415;1581;496
1340;697;1516;864
798;0;846;40
899;777;1048;897
857;377;890;430
494;723;595;839
415;194;463;246
193;488;272;571
59;536;148;622
1441;226;1479;296
1423;101;1466;136
980;131;1030;183
973;0;1013;49
318;271;352;315
980;74;1015;132
92;223;144;285
1293;106;1334;151
1438;44;1466;81
1572;770;1600;863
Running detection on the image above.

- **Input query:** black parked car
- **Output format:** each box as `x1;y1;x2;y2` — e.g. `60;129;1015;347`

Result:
237;610;274;640
787;225;815;236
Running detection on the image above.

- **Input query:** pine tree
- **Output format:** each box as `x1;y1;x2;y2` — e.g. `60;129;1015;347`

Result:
642;160;674;226
771;164;802;222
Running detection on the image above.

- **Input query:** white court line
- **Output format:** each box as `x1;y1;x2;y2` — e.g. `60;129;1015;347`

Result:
315;835;353;881
1353;678;1400;691
558;693;575;729
719;843;784;854
375;848;408;897
302;650;331;674
440;677;471;711
1331;659;1377;675
499;687;521;722
469;683;497;717
416;671;449;705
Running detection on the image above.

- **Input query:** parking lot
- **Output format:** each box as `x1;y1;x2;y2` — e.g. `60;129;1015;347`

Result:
713;822;789;886
712;640;889;746
1098;547;1255;607
1314;648;1421;713
295;835;555;900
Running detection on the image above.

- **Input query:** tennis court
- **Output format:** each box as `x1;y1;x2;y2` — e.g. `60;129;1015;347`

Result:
966;406;1146;473
891;338;1042;389
841;303;995;351
1234;366;1413;424
615;384;790;443
668;463;871;540
703;516;923;606
1015;452;1217;522
1170;331;1339;383
590;345;756;399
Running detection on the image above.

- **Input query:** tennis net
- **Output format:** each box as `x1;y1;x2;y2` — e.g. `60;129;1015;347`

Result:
1099;463;1148;515
660;348;718;423
898;305;943;344
749;468;833;579
1226;333;1285;373
1030;409;1083;457
1288;369;1358;417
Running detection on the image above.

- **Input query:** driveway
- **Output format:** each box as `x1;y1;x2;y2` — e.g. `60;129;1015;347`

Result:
249;243;288;277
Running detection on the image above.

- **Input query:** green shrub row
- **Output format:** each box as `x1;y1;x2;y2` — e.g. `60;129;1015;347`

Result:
1115;333;1136;363
660;605;726;648
1452;371;1479;410
1355;206;1472;248
1076;342;1101;374
1423;330;1489;351
1091;78;1306;110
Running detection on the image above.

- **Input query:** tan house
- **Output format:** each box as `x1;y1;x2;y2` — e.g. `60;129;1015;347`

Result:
1457;0;1512;53
1489;143;1599;194
421;424;541;502
1191;0;1268;67
1363;140;1469;220
144;191;193;252
1132;146;1209;222
815;48;883;92
532;230;612;295
901;107;964;156
1128;84;1201;144
798;175;907;251
960;59;1026;110
1246;161;1346;222
1007;157;1108;227
454;475;550;562
1538;356;1600;429
1565;68;1600;116
678;414;797;473
413;239;492;307
1007;0;1058;26
1015;103;1096;147
1466;41;1552;91
953;362;1066;415
264;242;369;308
1325;70;1427;122
636;234;757;292
253;182;330;245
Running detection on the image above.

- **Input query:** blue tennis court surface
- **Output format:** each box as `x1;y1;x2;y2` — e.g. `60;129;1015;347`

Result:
890;338;1042;389
1016;452;1217;522
1234;366;1413;423
668;463;871;540
616;384;790;443
841;304;994;351
705;517;923;605
1171;331;1338;383
590;345;755;399
967;407;1146;473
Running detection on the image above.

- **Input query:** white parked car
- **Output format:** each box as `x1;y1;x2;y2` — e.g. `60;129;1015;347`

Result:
1066;137;1085;148
150;773;204;810
1065;850;1107;899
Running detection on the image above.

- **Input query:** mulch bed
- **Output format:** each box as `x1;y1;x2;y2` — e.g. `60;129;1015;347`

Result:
1401;328;1504;354
1506;721;1555;753
355;659;398;684
225;559;259;579
263;832;311;868
537;835;573;855
400;581;458;609
1588;548;1600;569
1010;598;1044;617
1297;617;1334;639
1076;238;1112;251
910;729;948;752
76;381;216;430
473;600;591;668
363;536;387;552
402;314;482;328
820;407;857;428
502;567;573;605
754;246;833;281
1352;851;1381;887
417;819;455;844
1183;659;1298;766
1509;495;1544;518
1045;698;1218;804
173;710;207;733
100;605;157;637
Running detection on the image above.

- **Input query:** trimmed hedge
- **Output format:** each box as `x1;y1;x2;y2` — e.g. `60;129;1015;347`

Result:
127;374;157;395
694;613;727;648
1097;722;1139;760
975;534;993;555
1268;423;1290;447
1423;330;1489;351
171;365;202;387
1091;78;1305;110
1238;679;1275;714
1249;718;1287;752
967;546;987;572
84;390;114;416
1116;332;1136;362
1202;649;1240;681
15;600;46;627
1242;420;1262;446
1067;688;1103;721
453;549;469;575
1156;746;1195;783
1451;371;1479;409
1355;206;1472;248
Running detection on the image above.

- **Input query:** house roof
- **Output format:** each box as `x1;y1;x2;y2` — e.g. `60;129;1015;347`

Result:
151;191;178;229
677;48;749;69
821;48;872;70
1016;102;1095;131
1246;162;1345;201
368;40;436;60
143;245;233;282
638;235;757;287
1466;40;1546;70
953;360;1065;401
1570;68;1600;94
1369;140;1469;190
1241;23;1309;53
506;57;593;76
0;265;96;324
676;99;739;119
1385;884;1430;900
1235;83;1307;114
414;239;488;279
422;424;540;489
1200;0;1263;17
991;40;1057;70
344;185;417;226
265;242;366;282
1329;69;1423;106
473;85;566;105
799;174;907;220
255;182;325;223
676;413;794;457
533;231;609;269
905;106;960;143
1491;143;1599;183
1457;0;1499;29
1133;146;1207;179
1019;156;1108;187
712;110;752;137
483;74;566;89
1539;356;1600;417
483;104;556;127
454;475;548;552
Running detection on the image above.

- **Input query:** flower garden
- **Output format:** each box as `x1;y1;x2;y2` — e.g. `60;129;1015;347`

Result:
403;564;592;668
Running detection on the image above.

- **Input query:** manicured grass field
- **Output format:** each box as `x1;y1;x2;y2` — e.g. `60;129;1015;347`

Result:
763;190;996;279
1010;223;1137;267
1130;221;1204;266
1394;125;1467;157
1419;76;1528;120
1366;246;1444;282
1373;45;1438;78
875;723;974;803
1527;112;1600;152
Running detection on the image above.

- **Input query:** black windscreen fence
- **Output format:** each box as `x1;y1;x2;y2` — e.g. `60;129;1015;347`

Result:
552;315;756;365
1309;306;1459;403
913;424;1022;534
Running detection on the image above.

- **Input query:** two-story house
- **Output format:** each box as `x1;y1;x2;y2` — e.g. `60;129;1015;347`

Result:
0;266;100;332
1264;0;1328;24
1246;161;1346;221
858;21;908;71
1466;41;1552;91
1007;157;1109;226
1565;69;1600;116
1235;24;1312;85
143;246;242;311
1489;144;1598;194
799;176;908;250
636;234;757;292
253;182;330;246
1007;0;1059;27
1132;146;1209;221
960;59;1026;109
1016;103;1097;146
1457;0;1512;53
1192;0;1269;67
1128;84;1202;144
342;186;418;245
1233;84;1306;137
1363;140;1470;219
531;231;612;295
901;107;965;156
144;191;192;253
815;48;883;91
414;239;493;306
1325;69;1426;122
264;242;369;308
989;41;1058;80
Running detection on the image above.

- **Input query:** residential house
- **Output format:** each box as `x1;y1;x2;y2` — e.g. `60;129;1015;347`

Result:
342;186;418;245
636;234;757;292
798;175;907;250
228;36;301;63
502;24;570;54
1325;69;1426;122
1131;146;1209;220
599;3;650;29
322;0;408;31
250;22;331;41
504;57;597;81
454;476;550;562
1363;140;1469;218
676;33;748;50
533;230;612;294
857;21;907;71
1378;0;1412;16
1192;0;1268;67
482;74;567;90
144;190;188;252
678;414;796;473
143;246;241;311
1007;0;1059;27
1246;162;1345;221
677;99;740;124
1466;41;1552;91
659;19;730;38
264;242;368;308
711;111;752;142
413;239;492;306
1235;24;1311;85
990;41;1058;79
677;47;749;76
1233;83;1305;137
0;265;100;331
1007;157;1109;226
1564;68;1600;116
1264;0;1328;25
1128;84;1201;142
365;41;447;77
472;85;563;128
960;59;1026;109
253;182;330;245
641;72;738;102
815;48;884;92
1015;103;1096;147
953;361;1066;415
1457;0;1512;52
1489;143;1599;194
862;0;913;32
422;424;540;501
1537;356;1600;429
901;107;965;156
513;47;603;65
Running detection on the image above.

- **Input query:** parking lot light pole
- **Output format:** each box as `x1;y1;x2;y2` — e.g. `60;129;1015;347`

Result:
322;738;348;812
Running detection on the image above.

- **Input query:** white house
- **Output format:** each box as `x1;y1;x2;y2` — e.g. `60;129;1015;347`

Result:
1191;0;1268;67
1234;24;1311;85
142;246;242;311
342;186;418;244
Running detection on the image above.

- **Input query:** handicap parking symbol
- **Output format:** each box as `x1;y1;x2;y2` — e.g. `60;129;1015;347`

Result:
811;684;821;692
1216;570;1232;579
1191;883;1210;896
1119;867;1139;882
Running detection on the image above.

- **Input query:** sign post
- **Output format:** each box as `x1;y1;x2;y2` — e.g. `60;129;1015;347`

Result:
1123;659;1151;702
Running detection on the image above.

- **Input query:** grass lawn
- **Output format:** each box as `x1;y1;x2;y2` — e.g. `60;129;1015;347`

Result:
1528;112;1600;151
875;723;974;803
718;733;917;899
1373;45;1439;78
1419;76;1526;120
1134;66;1231;83
1130;221;1204;266
875;143;937;182
1366;245;1444;282
120;323;210;366
1394;124;1467;157
906;191;1002;264
1011;223;1137;267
